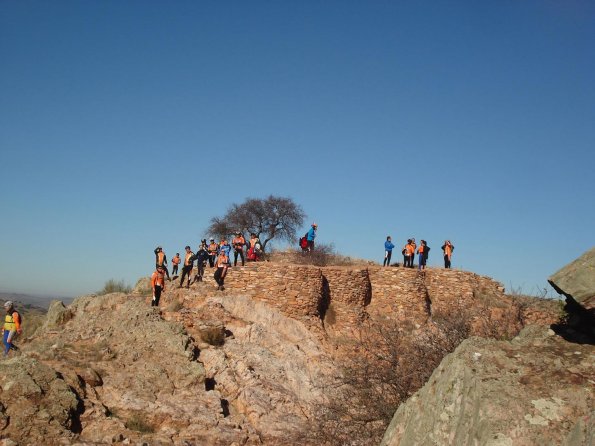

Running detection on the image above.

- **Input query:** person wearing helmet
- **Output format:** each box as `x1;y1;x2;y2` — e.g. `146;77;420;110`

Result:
154;246;171;280
179;245;194;289
207;238;219;268
219;238;232;265
232;232;246;267
151;266;166;307
191;240;210;283
2;301;22;356
306;223;318;252
171;253;181;276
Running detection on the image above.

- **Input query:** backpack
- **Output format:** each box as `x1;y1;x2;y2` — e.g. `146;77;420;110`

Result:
299;236;308;249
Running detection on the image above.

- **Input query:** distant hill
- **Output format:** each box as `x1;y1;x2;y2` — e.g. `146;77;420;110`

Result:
0;291;74;310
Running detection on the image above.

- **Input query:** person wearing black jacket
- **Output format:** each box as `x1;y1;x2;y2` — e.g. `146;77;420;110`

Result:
191;240;210;284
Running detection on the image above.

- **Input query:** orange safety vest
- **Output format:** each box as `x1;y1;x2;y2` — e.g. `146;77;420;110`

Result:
208;243;218;254
417;245;424;254
172;255;181;265
404;244;414;256
184;251;193;266
157;252;165;266
151;271;165;289
233;236;245;249
444;244;452;258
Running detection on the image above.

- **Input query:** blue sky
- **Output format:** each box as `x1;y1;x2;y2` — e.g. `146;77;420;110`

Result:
1;1;594;298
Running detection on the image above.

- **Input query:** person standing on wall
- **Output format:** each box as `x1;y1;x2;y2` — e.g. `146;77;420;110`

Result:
232;232;246;267
219;238;232;264
441;240;454;268
154;246;171;280
402;239;415;268
171;253;181;276
417;240;430;270
207;238;219;268
214;250;229;291
383;236;395;267
151;266;166;307
179;245;194;288
306;223;317;252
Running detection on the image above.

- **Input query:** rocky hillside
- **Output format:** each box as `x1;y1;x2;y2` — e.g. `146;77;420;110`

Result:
2;263;564;445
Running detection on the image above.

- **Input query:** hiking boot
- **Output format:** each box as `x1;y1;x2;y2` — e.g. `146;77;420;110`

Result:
220;286;225;291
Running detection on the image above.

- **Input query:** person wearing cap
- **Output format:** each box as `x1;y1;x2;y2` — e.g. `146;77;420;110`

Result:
383;236;395;267
150;267;166;307
154;246;171;280
171;253;181;276
191;240;210;283
232;232;246;267
219;238;232;265
2;301;22;355
179;245;195;288
306;223;318;252
207;238;219;268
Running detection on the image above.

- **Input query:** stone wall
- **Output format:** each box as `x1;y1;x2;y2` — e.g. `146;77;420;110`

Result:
187;263;524;338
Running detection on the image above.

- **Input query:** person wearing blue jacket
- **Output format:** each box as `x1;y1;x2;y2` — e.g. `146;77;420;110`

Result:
383;236;395;266
306;223;317;251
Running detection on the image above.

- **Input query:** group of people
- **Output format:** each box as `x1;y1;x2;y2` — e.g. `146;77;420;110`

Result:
150;233;265;306
383;238;455;269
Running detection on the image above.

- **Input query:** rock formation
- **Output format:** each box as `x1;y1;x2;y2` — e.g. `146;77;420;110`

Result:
2;263;566;445
380;325;594;446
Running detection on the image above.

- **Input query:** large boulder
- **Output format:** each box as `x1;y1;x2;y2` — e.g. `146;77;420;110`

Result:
380;326;595;446
549;247;595;310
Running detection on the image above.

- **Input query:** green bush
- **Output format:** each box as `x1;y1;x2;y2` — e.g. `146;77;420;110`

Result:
98;279;132;295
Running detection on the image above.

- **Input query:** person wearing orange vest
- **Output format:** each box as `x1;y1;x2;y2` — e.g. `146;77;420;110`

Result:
232;232;246;267
402;239;415;268
154;246;170;280
207;238;219;268
171;253;181;276
179;246;194;289
3;301;22;355
441;240;454;268
150;266;166;307
417;240;430;270
214;251;229;291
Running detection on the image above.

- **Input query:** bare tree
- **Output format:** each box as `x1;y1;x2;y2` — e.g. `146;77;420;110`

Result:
206;195;306;253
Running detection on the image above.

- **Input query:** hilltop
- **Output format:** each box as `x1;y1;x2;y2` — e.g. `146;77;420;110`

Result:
0;257;588;445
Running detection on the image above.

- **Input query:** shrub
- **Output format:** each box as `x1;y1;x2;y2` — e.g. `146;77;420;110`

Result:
98;279;132;295
292;243;353;267
125;413;154;433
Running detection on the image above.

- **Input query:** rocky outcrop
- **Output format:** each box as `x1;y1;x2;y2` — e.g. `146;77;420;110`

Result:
548;247;595;343
549;247;595;309
380;325;595;446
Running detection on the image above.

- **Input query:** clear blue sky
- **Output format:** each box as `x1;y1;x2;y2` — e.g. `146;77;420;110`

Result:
1;1;594;298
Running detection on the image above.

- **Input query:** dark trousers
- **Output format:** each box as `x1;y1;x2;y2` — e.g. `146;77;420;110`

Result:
208;255;216;267
444;256;451;269
234;249;245;266
152;285;163;306
404;255;413;268
156;264;170;279
214;267;226;286
180;265;192;286
383;251;392;266
194;262;205;281
307;240;314;251
172;264;178;275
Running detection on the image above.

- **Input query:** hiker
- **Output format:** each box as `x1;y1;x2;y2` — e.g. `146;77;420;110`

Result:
232;232;246;266
150;266;166;306
171;253;181;276
441;240;454;268
383;236;395;267
219;238;232;264
247;233;259;261
191;240;210;283
179;245;194;288
207;238;219;268
306;223;317;252
402;239;415;268
214;251;229;291
417;240;430;270
3;301;22;356
154;246;171;280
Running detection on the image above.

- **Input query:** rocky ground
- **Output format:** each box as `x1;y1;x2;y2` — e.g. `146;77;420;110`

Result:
0;261;578;446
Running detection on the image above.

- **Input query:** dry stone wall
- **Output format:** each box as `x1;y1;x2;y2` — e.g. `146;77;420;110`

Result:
189;263;524;339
